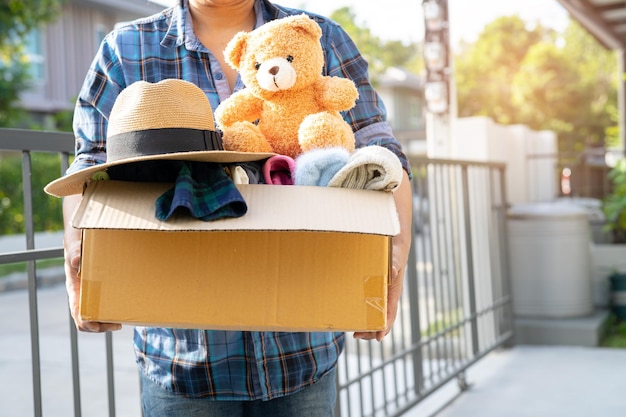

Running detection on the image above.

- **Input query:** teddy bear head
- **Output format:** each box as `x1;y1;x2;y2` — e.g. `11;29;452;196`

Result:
224;14;325;99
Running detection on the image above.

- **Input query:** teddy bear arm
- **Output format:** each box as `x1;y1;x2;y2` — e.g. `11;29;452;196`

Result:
316;77;359;112
215;91;264;128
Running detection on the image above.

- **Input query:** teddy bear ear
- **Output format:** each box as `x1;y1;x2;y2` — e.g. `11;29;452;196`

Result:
290;14;322;40
224;31;249;70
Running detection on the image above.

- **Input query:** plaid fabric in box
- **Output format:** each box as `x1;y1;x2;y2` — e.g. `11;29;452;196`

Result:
156;162;247;221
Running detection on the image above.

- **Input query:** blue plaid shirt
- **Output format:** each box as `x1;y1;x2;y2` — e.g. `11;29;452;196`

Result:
70;0;410;401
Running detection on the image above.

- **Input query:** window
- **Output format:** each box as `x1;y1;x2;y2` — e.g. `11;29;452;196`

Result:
24;29;45;83
95;24;108;50
408;95;423;129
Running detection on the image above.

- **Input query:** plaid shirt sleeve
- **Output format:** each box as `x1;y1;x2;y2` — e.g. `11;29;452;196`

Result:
68;37;125;174
317;17;412;178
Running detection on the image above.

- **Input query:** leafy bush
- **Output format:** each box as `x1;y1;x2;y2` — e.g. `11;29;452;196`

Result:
601;313;626;348
0;152;64;234
603;158;626;244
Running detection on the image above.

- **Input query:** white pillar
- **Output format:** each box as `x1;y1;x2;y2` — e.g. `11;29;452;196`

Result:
426;113;452;158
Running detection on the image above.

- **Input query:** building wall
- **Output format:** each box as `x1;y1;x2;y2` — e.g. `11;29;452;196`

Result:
452;116;558;205
19;0;164;117
377;84;426;155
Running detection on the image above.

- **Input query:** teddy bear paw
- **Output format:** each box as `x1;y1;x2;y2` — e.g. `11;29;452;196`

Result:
298;112;356;154
222;122;274;153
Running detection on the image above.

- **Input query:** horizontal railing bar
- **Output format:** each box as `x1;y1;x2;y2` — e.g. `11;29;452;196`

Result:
0;248;64;264
0;128;74;153
419;295;511;341
338;293;513;390
410;156;506;170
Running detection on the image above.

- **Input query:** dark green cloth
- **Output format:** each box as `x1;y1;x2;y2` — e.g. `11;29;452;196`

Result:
155;162;247;221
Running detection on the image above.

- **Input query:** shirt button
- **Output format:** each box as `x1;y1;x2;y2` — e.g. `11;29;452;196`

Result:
214;73;223;80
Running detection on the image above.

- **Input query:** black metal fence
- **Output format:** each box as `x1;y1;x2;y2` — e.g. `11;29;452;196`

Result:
0;128;513;417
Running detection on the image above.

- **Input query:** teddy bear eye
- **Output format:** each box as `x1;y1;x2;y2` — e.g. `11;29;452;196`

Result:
255;62;261;70
286;55;294;63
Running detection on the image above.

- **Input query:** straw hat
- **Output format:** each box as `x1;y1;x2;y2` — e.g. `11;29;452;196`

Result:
44;79;274;197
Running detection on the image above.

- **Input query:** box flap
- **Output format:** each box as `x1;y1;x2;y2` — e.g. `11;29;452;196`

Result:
73;180;399;236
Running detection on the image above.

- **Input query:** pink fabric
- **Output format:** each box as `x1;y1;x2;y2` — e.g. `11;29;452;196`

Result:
263;155;296;185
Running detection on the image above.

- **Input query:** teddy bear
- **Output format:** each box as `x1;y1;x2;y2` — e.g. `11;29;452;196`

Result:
214;14;359;159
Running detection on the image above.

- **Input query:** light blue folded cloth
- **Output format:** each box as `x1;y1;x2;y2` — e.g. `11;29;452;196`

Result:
294;147;350;186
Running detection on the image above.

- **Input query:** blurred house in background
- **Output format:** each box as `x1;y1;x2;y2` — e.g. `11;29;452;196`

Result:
19;0;164;128
376;66;427;156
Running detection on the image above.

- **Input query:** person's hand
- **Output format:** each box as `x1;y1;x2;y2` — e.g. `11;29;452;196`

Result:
63;194;122;333
353;170;412;342
353;264;405;341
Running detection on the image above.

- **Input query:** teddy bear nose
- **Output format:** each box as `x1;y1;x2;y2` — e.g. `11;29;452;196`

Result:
269;66;280;75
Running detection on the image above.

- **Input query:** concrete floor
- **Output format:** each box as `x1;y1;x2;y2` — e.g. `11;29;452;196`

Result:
0;285;141;417
406;344;626;417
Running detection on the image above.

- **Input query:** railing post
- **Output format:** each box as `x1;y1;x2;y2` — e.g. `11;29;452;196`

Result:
497;165;515;347
407;226;424;395
22;151;43;417
70;320;83;417
56;145;85;417
460;165;479;356
106;332;117;417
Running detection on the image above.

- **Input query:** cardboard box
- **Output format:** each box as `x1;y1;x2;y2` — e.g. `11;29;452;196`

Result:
73;180;399;332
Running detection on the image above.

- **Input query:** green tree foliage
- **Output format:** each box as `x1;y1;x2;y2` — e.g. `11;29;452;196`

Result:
454;15;617;157
0;0;67;235
0;0;64;127
0;49;29;126
512;21;617;156
512;43;583;135
454;16;547;124
603;158;626;243
0;0;63;43
329;7;422;79
560;21;617;149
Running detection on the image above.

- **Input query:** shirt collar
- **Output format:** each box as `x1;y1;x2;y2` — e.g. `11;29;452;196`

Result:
162;0;272;51
159;1;184;49
260;0;292;20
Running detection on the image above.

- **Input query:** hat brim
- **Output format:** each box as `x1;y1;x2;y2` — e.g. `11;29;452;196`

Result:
44;150;276;197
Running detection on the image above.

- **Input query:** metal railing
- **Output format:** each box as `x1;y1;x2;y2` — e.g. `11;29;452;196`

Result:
0;128;513;417
336;157;513;416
